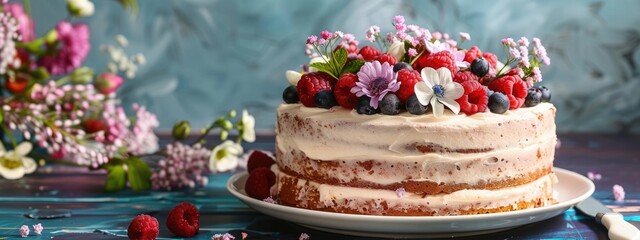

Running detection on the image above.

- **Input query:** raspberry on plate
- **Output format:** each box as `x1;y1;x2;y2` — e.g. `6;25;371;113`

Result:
395;69;422;104
456;80;488;115
376;53;398;66
245;167;276;200
246;150;276;173
166;202;200;237
297;72;334;107
334;73;359;109
488;74;527;110
128;214;159;240
414;51;458;76
453;71;478;83
359;46;382;61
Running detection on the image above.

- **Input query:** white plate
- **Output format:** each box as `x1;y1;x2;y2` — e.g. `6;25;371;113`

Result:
227;168;594;238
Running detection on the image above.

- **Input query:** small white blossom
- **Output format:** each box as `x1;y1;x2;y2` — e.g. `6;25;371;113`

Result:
0;142;37;180
209;140;243;173
240;109;255;143
414;68;464;118
66;0;95;17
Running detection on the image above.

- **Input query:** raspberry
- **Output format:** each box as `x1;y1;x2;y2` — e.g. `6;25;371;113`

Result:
245;167;276;200
453;71;478;83
246;150;275;173
395;69;422;103
333;73;359;109
488;74;527;110
412;51;430;72
416;51;458;76
83;119;108;134
166;202;200;237
483;52;498;69
128;214;159;240
297;72;333;107
464;46;482;63
376;53;398;66
456;80;488;115
359;46;381;61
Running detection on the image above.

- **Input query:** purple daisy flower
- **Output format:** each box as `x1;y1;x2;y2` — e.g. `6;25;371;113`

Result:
351;61;400;109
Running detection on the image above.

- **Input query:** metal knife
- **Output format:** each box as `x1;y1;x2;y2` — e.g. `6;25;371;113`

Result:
575;197;640;240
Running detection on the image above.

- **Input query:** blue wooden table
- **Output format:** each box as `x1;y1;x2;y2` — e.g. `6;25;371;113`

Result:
0;134;638;239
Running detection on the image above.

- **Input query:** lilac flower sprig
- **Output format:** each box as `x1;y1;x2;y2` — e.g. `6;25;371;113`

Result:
499;37;551;86
306;30;364;80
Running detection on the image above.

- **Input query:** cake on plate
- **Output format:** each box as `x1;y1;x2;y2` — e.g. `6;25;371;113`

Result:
254;16;556;216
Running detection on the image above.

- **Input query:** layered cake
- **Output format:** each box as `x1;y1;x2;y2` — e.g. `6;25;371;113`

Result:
267;16;556;216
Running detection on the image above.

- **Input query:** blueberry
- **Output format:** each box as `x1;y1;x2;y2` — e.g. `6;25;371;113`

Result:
470;57;490;77
379;94;401;115
488;92;510;114
405;94;428;115
524;87;542;107
315;90;336;109
356;96;379;115
538;86;551;102
282;86;299;104
393;62;413;72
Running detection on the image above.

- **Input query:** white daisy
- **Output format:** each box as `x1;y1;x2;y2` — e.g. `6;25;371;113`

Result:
414;67;464;117
0;142;37;180
209;140;243;173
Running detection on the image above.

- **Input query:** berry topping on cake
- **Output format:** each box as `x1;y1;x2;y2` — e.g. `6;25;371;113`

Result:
297;72;333;107
470;57;490;77
412;51;431;72
453;71;478;83
334;73;359;109
356;96;379;115
315;90;337;109
376;53;398;66
406;94;429;115
416;51;458;76
246;150;276;173
538;86;551;102
282;86;299;104
464;46;482;63
488;92;510;114
393;62;413;72
245;167;276;200
379;94;401;115
524;87;542;107
166;202;200;237
482;52;498;70
359;46;382;61
395;69;422;103
128;214;159;240
488;73;527;110
456;80;488;115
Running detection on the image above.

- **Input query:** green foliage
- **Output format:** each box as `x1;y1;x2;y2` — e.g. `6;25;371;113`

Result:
104;164;126;192
103;157;151;192
309;48;363;79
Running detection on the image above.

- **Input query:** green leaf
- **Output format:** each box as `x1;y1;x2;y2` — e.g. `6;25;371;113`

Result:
309;62;339;79
105;164;126;192
333;47;348;69
126;157;151;191
341;59;365;75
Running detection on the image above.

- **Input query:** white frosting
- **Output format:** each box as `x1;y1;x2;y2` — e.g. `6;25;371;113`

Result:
275;103;557;186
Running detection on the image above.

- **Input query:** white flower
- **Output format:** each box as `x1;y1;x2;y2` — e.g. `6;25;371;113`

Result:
414;67;464;118
387;40;406;61
115;34;129;47
0;142;37;180
285;70;302;86
240;109;255;143
66;0;95;17
209;140;243;172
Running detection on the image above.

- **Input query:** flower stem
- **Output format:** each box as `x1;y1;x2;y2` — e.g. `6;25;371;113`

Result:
0;125;17;148
24;0;31;17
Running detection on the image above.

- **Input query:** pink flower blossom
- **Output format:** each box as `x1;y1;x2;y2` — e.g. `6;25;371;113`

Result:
532;67;542;82
533;38;550;65
518;37;530;47
241;232;248;239
299;233;310;240
459;32;470;41
393;15;405;24
212;233;235;240
32;223;43;235
432;32;442;40
443;33;450;40
0;12;21;74
19;225;29;237
587;171;602;180
306;35;318;45
95;72;124;95
366;25;380;42
4;3;35;41
613;184;625;201
151;142;211;190
320;30;332;40
519;46;530;67
38;21;90;75
263;196;277;204
408;48;418;57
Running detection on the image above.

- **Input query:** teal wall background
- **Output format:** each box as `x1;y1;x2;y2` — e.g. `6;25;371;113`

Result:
24;0;640;133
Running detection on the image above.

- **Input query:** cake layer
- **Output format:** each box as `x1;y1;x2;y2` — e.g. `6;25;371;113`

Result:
275;103;557;193
272;166;558;216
